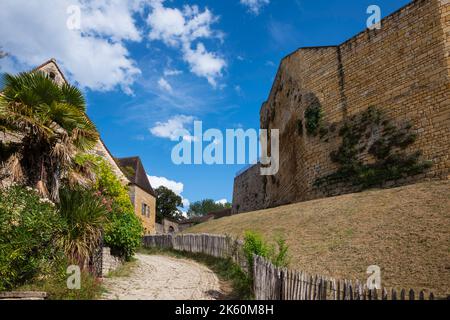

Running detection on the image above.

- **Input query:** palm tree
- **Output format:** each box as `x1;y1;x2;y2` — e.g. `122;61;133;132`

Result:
0;71;99;201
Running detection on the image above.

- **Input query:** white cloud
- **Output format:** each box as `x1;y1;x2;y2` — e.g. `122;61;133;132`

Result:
148;175;190;209
149;115;194;141
146;1;226;86
148;175;184;195
215;199;229;205
158;77;173;92
79;0;144;42
0;0;144;94
240;0;270;15
183;43;226;87
182;198;191;208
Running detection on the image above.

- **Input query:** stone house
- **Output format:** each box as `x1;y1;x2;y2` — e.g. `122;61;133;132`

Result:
155;218;181;234
155;209;232;234
118;157;157;235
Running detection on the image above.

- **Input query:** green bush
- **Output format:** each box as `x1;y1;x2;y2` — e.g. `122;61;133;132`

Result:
104;212;143;260
243;231;272;269
242;231;290;272
76;154;143;260
0;186;63;291
272;237;290;268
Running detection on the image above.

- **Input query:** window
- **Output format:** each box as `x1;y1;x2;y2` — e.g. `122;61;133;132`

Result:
142;203;151;218
141;203;148;216
49;72;56;80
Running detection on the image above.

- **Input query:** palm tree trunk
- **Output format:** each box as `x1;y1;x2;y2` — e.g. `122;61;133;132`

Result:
51;163;61;202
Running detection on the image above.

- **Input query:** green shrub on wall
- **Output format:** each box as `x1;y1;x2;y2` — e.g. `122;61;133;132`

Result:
0;186;63;291
305;103;323;136
75;154;134;213
75;154;143;260
316;106;432;190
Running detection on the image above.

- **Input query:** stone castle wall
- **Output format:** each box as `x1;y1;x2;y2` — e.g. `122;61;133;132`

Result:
232;163;266;214
233;0;450;214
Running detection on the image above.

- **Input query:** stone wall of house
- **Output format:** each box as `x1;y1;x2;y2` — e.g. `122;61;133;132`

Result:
233;0;450;213
129;185;156;235
155;219;180;234
101;247;124;277
155;222;164;234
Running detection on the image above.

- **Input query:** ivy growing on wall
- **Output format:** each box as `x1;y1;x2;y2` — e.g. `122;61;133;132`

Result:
315;106;432;190
305;103;323;136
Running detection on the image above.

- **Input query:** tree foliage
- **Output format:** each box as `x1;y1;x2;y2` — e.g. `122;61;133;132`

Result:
187;199;231;218
155;186;183;222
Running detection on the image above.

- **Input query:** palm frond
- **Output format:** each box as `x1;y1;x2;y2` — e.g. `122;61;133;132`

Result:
58;187;109;267
71;127;99;151
61;84;86;112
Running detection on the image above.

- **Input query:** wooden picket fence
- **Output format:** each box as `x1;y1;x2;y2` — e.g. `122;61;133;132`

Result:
142;234;173;249
143;234;248;272
173;234;231;258
143;234;436;300
253;255;436;300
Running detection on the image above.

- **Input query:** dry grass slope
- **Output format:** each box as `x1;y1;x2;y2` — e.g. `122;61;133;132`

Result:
186;181;450;297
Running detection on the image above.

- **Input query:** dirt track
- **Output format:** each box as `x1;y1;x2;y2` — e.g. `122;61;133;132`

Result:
102;254;222;300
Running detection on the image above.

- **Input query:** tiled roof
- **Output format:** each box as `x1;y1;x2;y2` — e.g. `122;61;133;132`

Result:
117;157;156;197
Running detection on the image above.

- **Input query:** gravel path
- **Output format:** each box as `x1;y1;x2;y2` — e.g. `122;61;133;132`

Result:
102;254;222;300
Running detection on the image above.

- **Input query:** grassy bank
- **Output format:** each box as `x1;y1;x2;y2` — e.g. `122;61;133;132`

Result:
186;181;450;297
139;247;252;300
17;268;105;300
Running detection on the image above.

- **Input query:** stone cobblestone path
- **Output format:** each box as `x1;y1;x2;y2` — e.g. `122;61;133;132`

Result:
102;254;222;300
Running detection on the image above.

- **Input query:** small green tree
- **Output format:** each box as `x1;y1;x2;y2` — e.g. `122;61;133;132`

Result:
187;199;231;218
155;186;183;222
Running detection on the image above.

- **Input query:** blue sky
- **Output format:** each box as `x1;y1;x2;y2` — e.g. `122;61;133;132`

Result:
0;0;411;208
